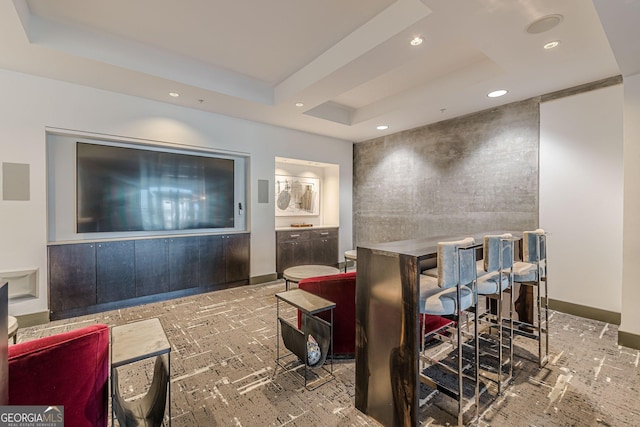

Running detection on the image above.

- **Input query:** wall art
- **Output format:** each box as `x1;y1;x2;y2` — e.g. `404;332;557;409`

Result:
275;175;320;216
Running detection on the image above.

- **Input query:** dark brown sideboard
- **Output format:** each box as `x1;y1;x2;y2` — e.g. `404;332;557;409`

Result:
48;233;250;320
275;227;338;276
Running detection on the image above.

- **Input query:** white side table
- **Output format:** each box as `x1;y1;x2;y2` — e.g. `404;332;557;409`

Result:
283;265;340;290
111;318;171;426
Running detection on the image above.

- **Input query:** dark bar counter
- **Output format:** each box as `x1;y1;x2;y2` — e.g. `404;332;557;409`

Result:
354;231;519;427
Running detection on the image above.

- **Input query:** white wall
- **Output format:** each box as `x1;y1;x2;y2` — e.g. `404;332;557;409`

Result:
540;84;623;313
0;69;353;317
621;73;640;336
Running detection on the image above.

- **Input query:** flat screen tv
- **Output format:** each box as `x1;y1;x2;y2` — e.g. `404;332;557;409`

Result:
76;142;235;233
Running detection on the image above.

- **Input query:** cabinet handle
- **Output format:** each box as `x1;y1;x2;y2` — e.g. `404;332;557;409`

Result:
290;234;300;238
320;232;329;235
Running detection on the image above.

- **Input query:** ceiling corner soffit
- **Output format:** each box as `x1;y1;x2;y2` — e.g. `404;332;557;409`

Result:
13;0;274;105
273;0;432;107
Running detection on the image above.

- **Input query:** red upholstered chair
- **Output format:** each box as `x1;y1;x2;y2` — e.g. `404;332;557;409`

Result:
298;272;356;357
8;324;110;427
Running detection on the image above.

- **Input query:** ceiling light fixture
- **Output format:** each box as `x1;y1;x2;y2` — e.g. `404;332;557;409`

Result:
169;92;179;97
376;125;389;130
487;89;508;98
410;36;423;46
543;40;560;50
295;102;304;107
526;14;564;34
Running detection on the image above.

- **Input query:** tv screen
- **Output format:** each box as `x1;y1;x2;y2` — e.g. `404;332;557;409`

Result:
76;142;235;233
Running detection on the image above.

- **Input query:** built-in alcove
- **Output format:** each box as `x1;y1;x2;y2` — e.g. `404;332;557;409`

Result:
47;130;248;243
0;269;38;301
274;157;340;229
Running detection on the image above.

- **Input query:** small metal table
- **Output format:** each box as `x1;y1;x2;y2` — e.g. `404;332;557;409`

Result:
275;289;335;389
111;318;171;426
283;265;340;290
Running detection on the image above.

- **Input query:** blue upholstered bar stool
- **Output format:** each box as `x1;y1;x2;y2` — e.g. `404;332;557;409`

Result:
419;237;479;425
475;233;515;394
512;229;549;367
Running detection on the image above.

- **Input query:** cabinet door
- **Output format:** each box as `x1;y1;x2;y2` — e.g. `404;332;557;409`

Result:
278;240;316;272
299;240;315;265
96;241;135;304
169;237;200;291
224;234;250;283
49;243;96;313
315;237;339;266
276;230;311;273
277;241;298;273
135;239;169;297
199;235;224;286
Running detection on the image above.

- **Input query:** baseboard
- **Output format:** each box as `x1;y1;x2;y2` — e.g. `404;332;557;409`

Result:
548;298;621;325
14;310;49;328
618;331;640;350
250;273;278;285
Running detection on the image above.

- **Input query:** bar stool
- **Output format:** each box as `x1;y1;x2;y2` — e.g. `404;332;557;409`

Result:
419;237;479;425
512;229;549;367
343;250;357;273
8;316;18;344
475;233;515;394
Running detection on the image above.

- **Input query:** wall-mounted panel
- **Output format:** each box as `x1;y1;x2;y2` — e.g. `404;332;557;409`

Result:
353;99;539;245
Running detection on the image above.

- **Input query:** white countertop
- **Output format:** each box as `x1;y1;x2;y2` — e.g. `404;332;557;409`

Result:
276;225;339;231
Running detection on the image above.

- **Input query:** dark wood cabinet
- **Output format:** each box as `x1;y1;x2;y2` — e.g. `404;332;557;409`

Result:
48;233;250;319
169;237;200;291
135;238;170;297
49;243;97;313
96;241;135;304
199;235;225;286
223;234;251;282
276;228;338;275
313;229;339;266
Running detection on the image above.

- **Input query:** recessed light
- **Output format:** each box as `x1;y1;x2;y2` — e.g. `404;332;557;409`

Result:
376;125;389;130
410;36;423;46
295;102;304;107
487;89;508;98
543;40;560;50
169;92;179;97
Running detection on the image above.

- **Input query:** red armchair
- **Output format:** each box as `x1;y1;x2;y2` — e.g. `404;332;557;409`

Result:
8;324;110;427
298;272;356;357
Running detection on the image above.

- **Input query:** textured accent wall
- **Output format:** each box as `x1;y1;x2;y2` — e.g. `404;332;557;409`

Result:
353;98;539;245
